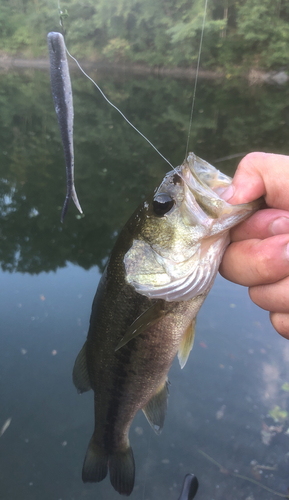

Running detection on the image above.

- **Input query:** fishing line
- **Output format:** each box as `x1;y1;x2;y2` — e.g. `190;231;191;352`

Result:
57;0;66;32
65;47;175;170
185;0;208;160
214;152;248;163
55;0;215;177
55;2;174;170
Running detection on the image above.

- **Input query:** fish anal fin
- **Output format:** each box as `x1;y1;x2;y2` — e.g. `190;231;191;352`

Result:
82;437;108;483
115;301;168;351
178;318;196;369
109;446;135;496
72;341;91;393
142;378;169;435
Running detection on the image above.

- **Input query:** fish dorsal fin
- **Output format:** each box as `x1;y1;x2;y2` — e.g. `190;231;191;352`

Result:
72;341;91;393
178;318;196;369
115;302;168;351
142;378;169;435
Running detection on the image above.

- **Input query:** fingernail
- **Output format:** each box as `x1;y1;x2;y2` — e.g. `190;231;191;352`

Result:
219;184;234;202
271;217;289;235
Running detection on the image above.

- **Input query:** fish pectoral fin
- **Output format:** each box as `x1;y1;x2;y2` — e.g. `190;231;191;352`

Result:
142;378;169;435
72;341;91;393
178;318;196;369
115;301;168;351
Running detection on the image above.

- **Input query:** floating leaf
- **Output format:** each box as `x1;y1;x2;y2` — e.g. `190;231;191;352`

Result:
281;382;289;392
0;418;12;437
216;405;226;420
269;406;288;422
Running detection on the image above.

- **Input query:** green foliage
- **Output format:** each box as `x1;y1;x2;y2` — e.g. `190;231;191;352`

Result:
1;0;289;70
269;406;288;422
102;37;131;62
237;0;289;68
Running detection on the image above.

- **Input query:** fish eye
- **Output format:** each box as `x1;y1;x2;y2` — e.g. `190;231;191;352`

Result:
152;193;174;216
173;174;182;185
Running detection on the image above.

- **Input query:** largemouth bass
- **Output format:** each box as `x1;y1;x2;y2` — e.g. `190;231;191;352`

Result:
47;32;83;222
73;153;261;495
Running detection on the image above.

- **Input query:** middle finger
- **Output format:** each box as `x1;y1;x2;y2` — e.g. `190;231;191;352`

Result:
230;208;289;242
220;234;289;287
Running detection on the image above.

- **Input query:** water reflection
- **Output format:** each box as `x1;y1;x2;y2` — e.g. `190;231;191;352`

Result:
1;70;289;273
0;70;289;499
262;362;280;404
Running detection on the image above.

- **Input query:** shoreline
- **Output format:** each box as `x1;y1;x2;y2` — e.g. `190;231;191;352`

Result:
0;55;288;84
0;55;223;79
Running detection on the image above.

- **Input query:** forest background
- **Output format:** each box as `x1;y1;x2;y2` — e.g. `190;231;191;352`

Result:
1;0;289;73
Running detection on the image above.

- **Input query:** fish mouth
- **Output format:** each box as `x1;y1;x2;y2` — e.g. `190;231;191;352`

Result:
185;153;232;193
181;152;262;229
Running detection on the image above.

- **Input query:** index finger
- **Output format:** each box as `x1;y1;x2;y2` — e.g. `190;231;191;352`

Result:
221;152;289;211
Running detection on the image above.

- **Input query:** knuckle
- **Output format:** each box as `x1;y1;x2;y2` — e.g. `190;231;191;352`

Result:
238;152;263;174
253;250;274;283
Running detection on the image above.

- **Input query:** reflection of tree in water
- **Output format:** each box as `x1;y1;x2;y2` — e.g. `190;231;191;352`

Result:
0;70;289;274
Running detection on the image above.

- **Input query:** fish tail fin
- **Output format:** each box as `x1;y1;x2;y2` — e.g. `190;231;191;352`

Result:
109;445;135;496
82;437;108;483
71;185;83;215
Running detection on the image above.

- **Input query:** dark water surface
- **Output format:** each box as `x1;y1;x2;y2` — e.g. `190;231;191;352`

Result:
0;68;289;500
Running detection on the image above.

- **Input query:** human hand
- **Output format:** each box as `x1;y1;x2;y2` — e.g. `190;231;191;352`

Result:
219;152;289;340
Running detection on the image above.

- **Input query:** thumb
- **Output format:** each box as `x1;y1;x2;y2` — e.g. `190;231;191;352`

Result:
220;152;289;211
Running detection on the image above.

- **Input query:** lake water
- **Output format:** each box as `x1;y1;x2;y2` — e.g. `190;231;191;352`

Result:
0;67;289;500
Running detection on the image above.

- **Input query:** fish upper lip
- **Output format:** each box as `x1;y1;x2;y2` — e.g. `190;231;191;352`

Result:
181;162;262;228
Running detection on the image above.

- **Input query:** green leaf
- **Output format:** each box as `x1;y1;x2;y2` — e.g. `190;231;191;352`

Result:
269;406;288;422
